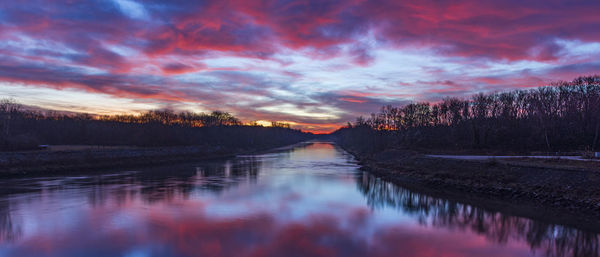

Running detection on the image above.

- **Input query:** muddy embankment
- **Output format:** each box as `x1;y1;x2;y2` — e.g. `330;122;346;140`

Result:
346;147;600;221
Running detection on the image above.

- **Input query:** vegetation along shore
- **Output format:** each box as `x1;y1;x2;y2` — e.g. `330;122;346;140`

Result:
333;76;600;218
3;75;600;218
0;101;312;175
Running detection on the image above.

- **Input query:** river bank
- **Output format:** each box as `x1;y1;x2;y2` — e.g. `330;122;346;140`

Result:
345;147;600;219
0;142;305;177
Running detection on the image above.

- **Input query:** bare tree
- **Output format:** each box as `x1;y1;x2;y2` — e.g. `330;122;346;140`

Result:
0;98;21;138
337;75;600;153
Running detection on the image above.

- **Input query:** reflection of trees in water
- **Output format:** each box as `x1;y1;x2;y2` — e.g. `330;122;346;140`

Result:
82;157;263;205
356;172;600;257
0;200;21;242
0;155;266;242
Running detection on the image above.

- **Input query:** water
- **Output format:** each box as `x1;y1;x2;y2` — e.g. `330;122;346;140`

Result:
0;142;597;257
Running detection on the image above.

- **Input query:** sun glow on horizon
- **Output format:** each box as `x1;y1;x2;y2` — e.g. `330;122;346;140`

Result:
1;1;599;133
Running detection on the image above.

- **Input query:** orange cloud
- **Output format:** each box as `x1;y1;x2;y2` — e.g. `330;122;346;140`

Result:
339;97;367;103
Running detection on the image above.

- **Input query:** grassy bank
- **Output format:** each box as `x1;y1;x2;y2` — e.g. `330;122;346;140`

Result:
0;142;307;176
344;147;600;219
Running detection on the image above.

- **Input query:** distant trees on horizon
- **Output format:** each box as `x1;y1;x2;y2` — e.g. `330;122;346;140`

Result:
5;75;600;153
336;75;600;153
98;109;243;127
0;101;308;151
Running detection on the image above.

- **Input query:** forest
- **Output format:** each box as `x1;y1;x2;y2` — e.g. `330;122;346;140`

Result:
0;101;311;151
334;75;600;154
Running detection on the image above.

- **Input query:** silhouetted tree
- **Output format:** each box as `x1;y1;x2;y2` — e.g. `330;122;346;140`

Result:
335;75;600;154
0;103;311;151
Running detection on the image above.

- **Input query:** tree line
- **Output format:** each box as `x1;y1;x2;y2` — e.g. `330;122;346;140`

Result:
334;75;600;154
0;100;310;151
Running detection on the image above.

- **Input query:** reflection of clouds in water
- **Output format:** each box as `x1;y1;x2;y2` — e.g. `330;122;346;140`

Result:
1;205;534;257
357;172;600;257
0;142;595;256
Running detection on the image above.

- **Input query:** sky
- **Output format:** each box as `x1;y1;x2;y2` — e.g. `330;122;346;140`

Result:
0;0;599;133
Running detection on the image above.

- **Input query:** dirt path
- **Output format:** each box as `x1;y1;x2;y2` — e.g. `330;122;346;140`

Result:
426;154;600;162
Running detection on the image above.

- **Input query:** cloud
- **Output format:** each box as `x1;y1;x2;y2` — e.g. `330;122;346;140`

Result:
112;0;149;20
161;62;200;74
0;0;599;132
3;1;600;62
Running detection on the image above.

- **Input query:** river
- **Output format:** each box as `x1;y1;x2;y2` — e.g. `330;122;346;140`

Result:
0;142;597;257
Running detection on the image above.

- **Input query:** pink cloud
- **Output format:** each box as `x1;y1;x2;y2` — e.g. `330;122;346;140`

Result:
0;0;599;132
339;97;367;103
161;62;204;75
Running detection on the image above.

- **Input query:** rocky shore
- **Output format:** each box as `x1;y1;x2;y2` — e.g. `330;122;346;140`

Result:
347;148;600;219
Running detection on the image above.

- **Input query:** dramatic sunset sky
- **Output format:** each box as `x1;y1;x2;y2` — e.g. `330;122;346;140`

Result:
0;1;599;132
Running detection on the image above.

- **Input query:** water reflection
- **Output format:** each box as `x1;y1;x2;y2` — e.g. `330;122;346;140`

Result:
0;142;596;257
357;173;600;257
0;200;21;242
82;156;265;206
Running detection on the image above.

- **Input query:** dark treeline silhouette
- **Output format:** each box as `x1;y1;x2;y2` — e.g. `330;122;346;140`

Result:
0;99;311;151
335;75;600;154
